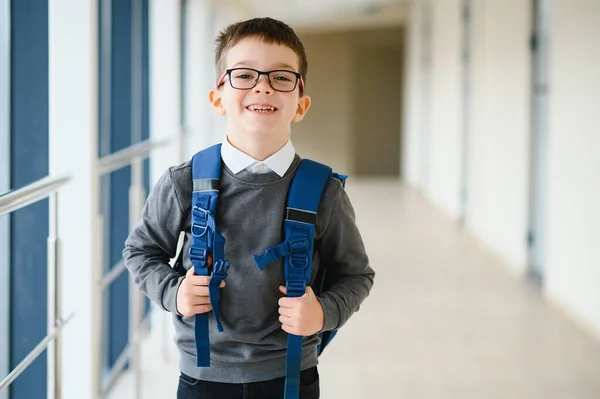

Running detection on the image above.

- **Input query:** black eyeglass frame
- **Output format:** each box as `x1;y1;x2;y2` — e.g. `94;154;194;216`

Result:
216;67;305;93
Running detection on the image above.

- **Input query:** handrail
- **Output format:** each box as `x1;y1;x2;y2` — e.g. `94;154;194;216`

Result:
0;313;74;393
96;136;173;399
0;136;176;397
99;260;126;290
97;138;170;176
0;175;71;398
99;345;132;395
0;175;71;217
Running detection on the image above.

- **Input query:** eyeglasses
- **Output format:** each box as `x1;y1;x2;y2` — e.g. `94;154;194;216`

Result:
216;68;304;93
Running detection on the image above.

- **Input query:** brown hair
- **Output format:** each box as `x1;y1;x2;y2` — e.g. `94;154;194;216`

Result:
214;17;308;83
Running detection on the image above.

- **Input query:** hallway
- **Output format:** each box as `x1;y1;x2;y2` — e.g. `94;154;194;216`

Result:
2;1;600;397
109;180;600;399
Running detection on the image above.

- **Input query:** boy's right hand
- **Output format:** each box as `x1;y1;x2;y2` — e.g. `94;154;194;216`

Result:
176;261;225;317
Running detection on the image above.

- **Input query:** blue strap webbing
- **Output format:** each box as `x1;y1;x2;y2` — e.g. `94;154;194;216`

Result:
190;143;229;367
254;159;332;399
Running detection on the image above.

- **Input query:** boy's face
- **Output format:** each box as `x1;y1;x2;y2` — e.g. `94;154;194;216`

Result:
209;38;311;142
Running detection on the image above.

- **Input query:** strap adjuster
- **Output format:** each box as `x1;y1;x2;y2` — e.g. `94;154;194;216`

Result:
286;279;306;297
189;247;207;263
253;238;309;271
192;207;216;237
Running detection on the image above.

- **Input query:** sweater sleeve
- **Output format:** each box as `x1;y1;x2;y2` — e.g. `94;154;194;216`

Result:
316;180;375;331
122;167;186;315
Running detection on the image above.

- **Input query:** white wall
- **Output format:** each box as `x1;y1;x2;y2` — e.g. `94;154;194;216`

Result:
182;0;221;158
152;0;246;167
466;0;531;271
404;0;531;271
49;0;101;396
427;0;462;217
149;0;183;184
182;0;259;151
402;1;424;185
405;0;600;339
546;0;600;337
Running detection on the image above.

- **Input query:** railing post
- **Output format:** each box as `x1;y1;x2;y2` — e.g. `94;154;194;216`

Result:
129;156;145;399
0;0;10;395
96;213;106;399
47;192;60;399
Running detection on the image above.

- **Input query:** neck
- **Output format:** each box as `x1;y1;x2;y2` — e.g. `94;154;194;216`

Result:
226;131;289;161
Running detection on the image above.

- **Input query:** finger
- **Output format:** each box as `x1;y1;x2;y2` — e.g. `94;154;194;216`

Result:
186;267;195;277
189;285;210;297
279;315;295;326
188;275;211;286
278;306;294;318
189;277;225;288
278;297;296;308
281;323;298;335
188;295;211;306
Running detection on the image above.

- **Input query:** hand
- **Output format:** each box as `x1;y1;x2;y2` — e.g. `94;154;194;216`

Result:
278;286;324;336
176;257;225;317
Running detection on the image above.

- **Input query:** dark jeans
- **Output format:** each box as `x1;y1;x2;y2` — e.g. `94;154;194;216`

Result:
177;366;320;399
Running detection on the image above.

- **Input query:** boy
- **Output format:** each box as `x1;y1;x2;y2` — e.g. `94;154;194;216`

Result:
123;17;374;399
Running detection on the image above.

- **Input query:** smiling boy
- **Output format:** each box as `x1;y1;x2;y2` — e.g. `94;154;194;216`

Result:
123;17;374;399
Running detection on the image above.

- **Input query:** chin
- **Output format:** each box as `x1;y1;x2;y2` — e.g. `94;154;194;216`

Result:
243;123;285;137
244;128;279;138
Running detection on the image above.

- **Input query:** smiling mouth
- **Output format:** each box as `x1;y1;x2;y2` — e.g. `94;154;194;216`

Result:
246;105;278;113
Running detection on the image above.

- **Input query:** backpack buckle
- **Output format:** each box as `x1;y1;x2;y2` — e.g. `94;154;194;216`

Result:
253;238;309;271
192;206;215;237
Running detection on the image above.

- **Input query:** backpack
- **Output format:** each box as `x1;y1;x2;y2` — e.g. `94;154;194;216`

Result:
186;143;347;399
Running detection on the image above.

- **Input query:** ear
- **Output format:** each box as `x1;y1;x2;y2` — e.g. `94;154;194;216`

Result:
208;88;226;116
292;94;311;123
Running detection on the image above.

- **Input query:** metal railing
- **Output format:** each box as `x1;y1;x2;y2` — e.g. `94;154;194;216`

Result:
0;175;74;398
96;138;170;399
0;137;172;399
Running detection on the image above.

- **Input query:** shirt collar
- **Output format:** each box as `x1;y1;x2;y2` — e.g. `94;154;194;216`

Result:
221;138;296;177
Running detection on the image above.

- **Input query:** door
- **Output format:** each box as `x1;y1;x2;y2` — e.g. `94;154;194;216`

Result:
353;44;403;176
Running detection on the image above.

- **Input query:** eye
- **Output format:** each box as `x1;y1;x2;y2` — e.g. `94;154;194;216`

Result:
272;73;294;82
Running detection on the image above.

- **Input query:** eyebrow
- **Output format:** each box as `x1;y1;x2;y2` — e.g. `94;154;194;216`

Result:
231;61;298;71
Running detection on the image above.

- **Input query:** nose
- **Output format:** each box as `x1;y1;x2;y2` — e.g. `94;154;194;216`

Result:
253;74;273;94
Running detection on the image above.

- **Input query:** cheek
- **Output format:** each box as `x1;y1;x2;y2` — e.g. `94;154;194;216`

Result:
222;91;245;112
281;95;299;114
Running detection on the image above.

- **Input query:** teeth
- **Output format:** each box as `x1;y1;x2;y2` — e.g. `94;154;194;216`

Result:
248;105;275;112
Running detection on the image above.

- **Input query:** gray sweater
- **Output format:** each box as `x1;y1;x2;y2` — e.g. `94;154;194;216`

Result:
123;154;374;383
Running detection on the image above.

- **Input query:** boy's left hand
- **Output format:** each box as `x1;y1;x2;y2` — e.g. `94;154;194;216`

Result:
278;285;324;336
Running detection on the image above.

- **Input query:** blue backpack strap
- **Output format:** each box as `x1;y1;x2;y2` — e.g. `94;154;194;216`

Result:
190;143;230;367
253;159;332;399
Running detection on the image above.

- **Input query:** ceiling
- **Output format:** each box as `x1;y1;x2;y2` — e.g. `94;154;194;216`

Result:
218;0;409;33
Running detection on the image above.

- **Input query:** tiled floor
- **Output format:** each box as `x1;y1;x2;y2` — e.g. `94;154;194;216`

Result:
109;180;600;399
